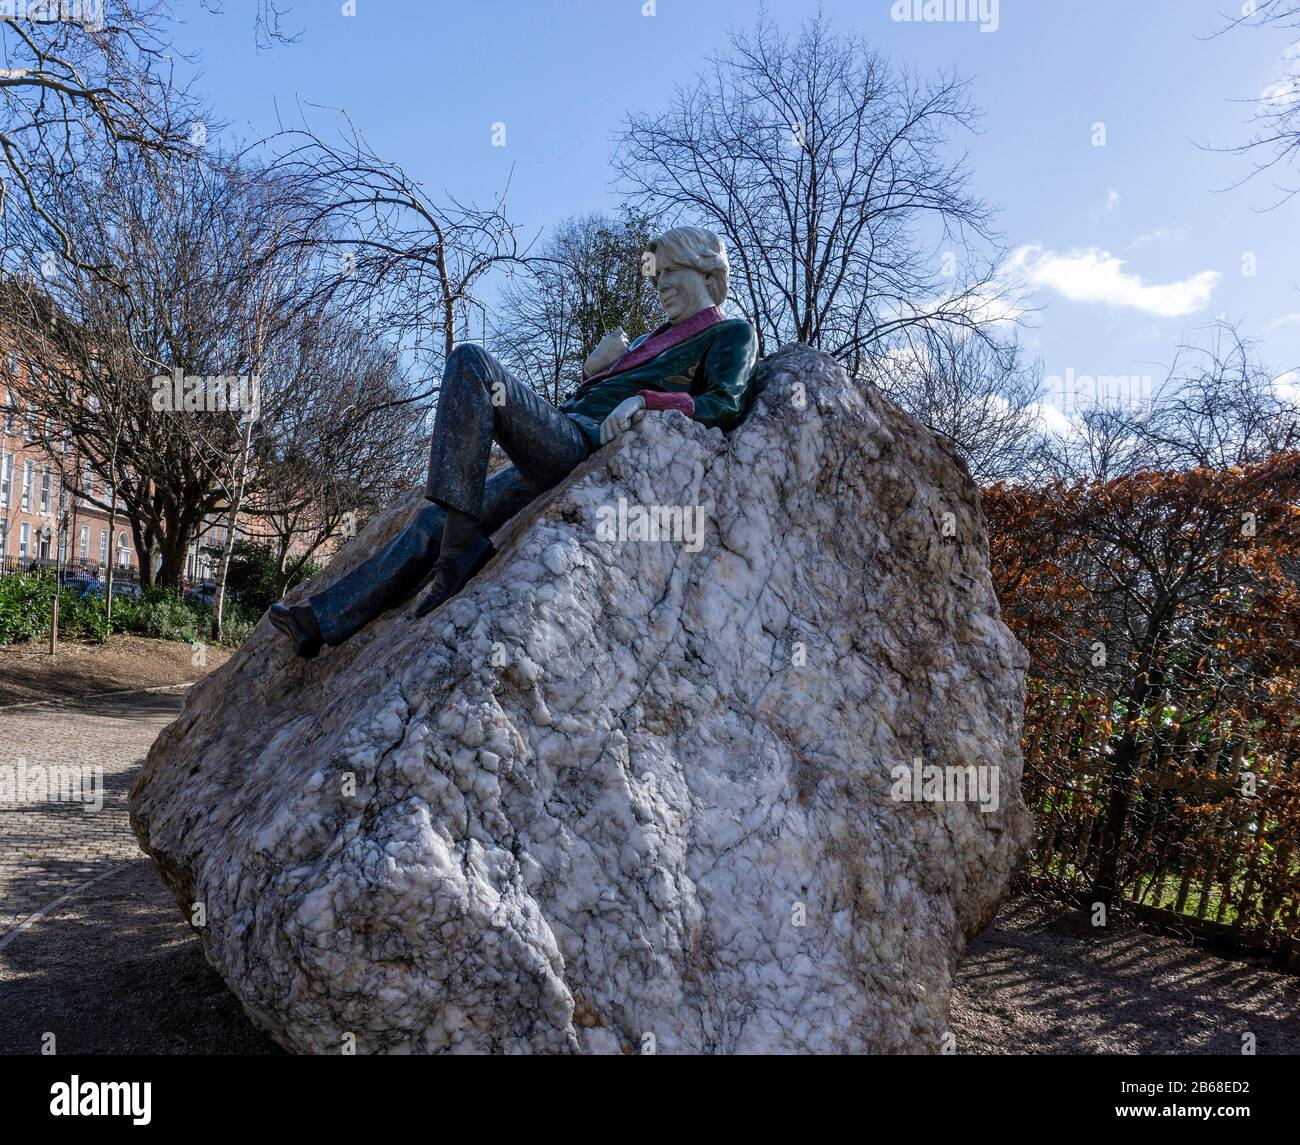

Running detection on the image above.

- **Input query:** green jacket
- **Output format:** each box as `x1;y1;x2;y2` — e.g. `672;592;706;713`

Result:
561;318;759;445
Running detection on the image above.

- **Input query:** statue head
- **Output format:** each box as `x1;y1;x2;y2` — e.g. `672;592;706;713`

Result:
645;227;729;324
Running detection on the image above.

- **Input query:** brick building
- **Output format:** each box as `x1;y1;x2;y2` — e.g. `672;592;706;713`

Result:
0;349;139;577
0;282;348;592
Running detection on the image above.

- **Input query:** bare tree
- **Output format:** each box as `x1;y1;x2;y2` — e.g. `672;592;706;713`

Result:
866;326;1048;484
4;149;304;591
1044;321;1300;481
1211;1;1300;205
613;12;1017;376
491;211;663;403
264;114;524;390
0;1;198;276
245;313;423;599
198;164;328;640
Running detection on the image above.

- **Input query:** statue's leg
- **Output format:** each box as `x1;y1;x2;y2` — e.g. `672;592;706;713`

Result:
424;344;593;517
304;466;541;647
293;348;590;650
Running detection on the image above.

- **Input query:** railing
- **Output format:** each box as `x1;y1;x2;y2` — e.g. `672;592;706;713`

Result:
1018;683;1300;970
0;556;141;582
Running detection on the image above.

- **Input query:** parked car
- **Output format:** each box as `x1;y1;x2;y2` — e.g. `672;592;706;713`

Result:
185;582;218;607
60;575;103;599
79;578;142;601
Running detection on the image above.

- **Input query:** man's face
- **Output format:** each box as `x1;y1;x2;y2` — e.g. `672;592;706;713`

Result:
653;259;714;324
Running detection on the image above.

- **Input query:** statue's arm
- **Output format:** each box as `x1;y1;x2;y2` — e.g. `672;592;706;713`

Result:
583;328;632;378
689;321;759;431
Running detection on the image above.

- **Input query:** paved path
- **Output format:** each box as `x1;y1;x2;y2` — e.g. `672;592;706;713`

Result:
0;691;1295;1055
0;690;279;1054
0;690;186;938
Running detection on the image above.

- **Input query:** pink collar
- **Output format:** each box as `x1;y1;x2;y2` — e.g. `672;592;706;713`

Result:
578;305;727;389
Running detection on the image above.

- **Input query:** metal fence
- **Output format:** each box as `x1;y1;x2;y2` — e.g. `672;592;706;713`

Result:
0;557;141;582
1018;683;1300;970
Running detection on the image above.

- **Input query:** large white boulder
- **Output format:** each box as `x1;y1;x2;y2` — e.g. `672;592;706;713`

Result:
130;344;1031;1054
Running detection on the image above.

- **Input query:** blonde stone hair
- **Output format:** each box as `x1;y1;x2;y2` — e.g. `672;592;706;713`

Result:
645;227;729;307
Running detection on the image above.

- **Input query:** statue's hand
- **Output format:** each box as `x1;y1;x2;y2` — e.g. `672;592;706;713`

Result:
584;328;630;377
599;395;646;445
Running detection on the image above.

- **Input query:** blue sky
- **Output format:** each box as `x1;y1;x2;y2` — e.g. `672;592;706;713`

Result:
173;0;1300;416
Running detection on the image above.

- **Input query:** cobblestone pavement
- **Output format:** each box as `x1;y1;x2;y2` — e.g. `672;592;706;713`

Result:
0;690;186;937
0;689;279;1055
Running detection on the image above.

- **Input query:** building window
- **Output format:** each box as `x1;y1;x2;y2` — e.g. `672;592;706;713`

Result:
40;465;51;513
117;532;131;567
3;399;13;435
99;529;108;566
79;525;89;561
21;460;33;511
0;453;10;508
24;402;36;441
19;522;30;560
0;520;7;557
5;353;17;376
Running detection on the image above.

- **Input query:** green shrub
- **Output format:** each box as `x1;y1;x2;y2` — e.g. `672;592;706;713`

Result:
136;588;205;644
220;605;258;648
0;570;262;650
0;571;56;643
223;539;321;614
107;593;142;635
56;587;110;643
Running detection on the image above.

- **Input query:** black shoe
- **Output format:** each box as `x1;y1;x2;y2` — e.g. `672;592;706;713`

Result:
269;602;324;659
414;534;495;618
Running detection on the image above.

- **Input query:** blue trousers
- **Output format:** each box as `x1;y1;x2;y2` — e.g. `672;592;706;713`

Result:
308;345;595;645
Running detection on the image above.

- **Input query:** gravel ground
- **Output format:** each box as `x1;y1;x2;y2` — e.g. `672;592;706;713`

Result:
1;689;1296;1055
0;689;277;1055
950;895;1300;1055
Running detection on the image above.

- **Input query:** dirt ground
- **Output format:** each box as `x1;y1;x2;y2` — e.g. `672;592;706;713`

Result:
0;635;231;707
950;894;1300;1055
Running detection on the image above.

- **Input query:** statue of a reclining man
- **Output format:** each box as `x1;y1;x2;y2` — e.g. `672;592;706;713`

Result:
269;225;759;658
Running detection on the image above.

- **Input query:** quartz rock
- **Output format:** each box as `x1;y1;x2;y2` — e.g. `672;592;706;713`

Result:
129;344;1031;1054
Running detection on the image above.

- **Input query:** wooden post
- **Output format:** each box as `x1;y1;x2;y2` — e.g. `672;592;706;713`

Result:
49;590;58;655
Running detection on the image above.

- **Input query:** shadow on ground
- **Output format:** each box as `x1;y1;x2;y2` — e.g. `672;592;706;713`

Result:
949;894;1300;1055
0;857;281;1055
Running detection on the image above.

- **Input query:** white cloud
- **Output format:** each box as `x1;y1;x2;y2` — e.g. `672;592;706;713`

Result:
1274;369;1300;403
1028;399;1075;439
1260;39;1300;109
1005;244;1219;318
1105;188;1121;211
1266;312;1300;330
